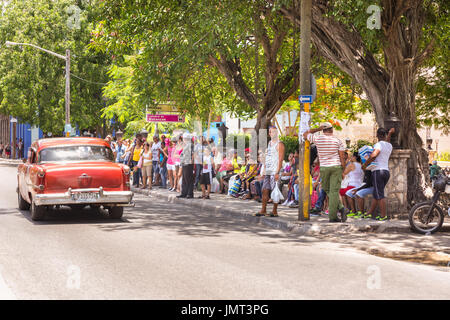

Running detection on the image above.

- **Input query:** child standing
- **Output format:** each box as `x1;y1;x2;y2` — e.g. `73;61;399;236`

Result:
200;147;214;199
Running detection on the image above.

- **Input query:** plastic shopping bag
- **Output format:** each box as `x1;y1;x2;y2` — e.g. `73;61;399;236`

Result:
211;178;220;193
228;175;241;196
270;182;284;203
227;175;237;195
311;189;318;208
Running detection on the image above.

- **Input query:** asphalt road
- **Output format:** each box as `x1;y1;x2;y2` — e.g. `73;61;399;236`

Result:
0;164;449;299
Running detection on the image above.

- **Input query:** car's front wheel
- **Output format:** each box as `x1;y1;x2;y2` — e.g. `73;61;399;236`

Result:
30;201;46;221
108;206;124;219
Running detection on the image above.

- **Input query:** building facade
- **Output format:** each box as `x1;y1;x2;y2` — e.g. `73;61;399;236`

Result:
0;114;43;158
0;114;10;145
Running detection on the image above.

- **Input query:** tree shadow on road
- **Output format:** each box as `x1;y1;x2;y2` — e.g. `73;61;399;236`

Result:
96;195;450;266
96;196;315;244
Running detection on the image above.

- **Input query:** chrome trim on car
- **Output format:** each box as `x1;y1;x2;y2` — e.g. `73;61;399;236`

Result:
34;187;133;206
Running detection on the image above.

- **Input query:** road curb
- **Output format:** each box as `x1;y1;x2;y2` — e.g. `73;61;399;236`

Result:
131;187;412;236
0;159;21;167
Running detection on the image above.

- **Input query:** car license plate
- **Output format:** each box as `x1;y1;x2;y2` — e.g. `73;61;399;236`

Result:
73;192;99;202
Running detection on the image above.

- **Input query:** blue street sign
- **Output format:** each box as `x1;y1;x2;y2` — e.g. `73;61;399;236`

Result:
298;95;313;104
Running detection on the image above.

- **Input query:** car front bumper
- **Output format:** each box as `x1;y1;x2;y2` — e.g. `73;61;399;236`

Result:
34;187;134;207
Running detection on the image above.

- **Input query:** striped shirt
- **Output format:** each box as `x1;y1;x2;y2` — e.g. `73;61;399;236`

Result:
307;133;345;167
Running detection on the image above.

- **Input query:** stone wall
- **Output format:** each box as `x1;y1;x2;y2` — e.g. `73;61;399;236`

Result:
385;149;411;216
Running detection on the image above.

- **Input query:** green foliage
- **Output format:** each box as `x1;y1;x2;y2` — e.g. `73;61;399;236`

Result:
280;135;299;161
88;0;306;132
415;1;450;133
0;0;111;135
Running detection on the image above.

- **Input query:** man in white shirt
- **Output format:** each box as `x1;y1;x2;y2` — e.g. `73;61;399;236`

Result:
303;122;348;222
362;127;395;221
151;135;161;185
255;126;285;217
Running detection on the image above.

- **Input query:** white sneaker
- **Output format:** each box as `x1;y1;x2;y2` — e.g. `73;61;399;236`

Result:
287;200;294;207
282;200;289;206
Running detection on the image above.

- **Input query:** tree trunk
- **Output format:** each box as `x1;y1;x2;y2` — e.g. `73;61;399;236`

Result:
381;0;431;203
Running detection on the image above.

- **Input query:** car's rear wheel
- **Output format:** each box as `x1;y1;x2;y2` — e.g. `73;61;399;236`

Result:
108;206;124;219
18;189;30;210
30;201;46;221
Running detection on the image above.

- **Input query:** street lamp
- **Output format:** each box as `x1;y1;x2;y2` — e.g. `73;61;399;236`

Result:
5;41;71;135
384;113;401;149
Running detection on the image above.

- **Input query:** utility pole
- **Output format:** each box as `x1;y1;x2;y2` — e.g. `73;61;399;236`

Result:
298;0;312;221
65;49;71;131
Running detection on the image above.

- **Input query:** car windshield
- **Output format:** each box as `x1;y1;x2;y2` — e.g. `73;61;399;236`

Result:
39;145;114;163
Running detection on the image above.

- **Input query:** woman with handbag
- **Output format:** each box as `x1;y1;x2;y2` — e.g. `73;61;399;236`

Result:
141;142;153;189
129;136;144;187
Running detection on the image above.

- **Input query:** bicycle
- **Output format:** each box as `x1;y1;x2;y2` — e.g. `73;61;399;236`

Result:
409;174;450;234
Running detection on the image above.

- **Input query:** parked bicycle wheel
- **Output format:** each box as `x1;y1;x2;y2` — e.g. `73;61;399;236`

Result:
409;202;444;234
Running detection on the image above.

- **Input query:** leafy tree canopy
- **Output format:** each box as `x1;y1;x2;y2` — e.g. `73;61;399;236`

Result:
90;0;369;133
0;0;112;134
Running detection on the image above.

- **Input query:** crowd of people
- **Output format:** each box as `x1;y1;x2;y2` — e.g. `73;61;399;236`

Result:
2;124;436;222
104;122;413;222
0;138;24;159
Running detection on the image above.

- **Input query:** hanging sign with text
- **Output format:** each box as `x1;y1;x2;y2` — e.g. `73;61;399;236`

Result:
146;114;185;123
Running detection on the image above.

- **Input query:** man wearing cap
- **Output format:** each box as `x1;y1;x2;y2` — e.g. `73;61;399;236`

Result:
303;122;348;222
177;133;195;198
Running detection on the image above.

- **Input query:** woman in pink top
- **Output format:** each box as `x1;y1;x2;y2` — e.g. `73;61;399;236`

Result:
172;135;184;192
167;138;176;191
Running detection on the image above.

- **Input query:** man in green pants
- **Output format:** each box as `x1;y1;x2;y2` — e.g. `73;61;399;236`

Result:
303;122;349;222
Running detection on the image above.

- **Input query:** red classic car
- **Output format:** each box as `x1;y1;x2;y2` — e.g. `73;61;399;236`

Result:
17;137;134;221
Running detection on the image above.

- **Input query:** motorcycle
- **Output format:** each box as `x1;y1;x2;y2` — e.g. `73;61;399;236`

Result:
409;174;450;234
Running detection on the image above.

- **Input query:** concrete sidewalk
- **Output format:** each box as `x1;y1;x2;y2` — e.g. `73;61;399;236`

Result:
0;158;21;166
131;185;414;236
